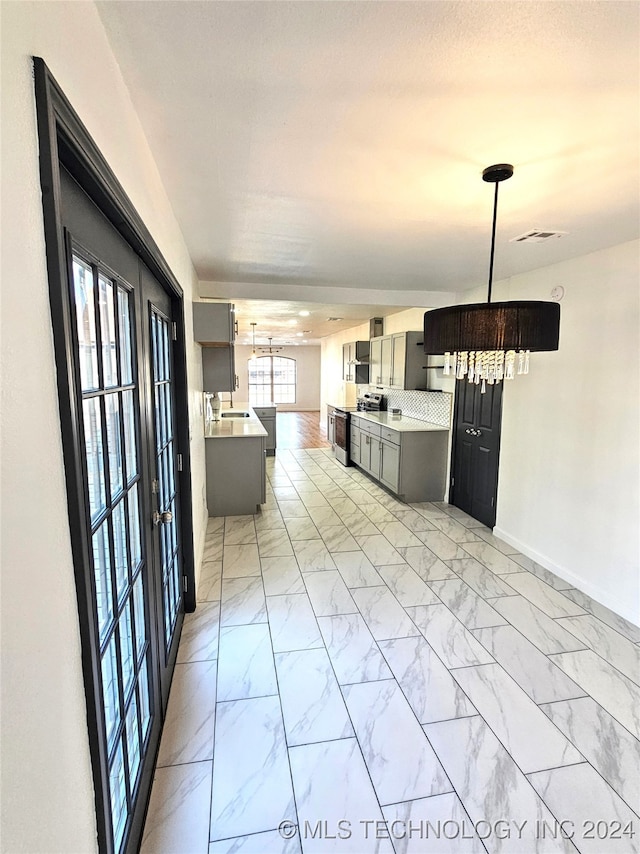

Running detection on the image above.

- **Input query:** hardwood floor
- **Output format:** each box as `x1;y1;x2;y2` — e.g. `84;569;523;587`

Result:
276;411;331;449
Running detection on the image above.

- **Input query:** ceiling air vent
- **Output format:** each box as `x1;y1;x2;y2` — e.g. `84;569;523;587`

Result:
510;229;567;243
327;317;343;321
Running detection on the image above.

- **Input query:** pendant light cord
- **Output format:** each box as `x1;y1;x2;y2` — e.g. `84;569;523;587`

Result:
487;180;499;304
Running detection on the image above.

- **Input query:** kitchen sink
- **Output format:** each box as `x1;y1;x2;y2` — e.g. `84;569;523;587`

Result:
221;411;251;418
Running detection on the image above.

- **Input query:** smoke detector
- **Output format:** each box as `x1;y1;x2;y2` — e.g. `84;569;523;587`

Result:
510;229;567;243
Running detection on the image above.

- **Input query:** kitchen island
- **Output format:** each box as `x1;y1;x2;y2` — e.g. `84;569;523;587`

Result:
204;403;267;516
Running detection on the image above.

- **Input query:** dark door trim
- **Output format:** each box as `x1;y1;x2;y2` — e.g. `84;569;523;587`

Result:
33;57;196;854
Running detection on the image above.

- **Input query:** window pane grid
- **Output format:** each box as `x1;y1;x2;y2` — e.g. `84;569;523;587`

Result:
71;251;151;854
248;356;296;405
151;308;181;653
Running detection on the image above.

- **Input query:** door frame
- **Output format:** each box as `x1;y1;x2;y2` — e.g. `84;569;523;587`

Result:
34;58;195;854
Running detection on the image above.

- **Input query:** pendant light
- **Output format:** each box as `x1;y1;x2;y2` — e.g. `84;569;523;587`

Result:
423;164;560;392
259;337;283;354
250;322;257;360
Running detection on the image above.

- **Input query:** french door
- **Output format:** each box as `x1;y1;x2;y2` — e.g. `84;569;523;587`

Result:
61;166;183;854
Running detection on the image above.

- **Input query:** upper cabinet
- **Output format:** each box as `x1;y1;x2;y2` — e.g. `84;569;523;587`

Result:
369;331;428;390
193;302;237;344
342;341;370;383
194;302;238;392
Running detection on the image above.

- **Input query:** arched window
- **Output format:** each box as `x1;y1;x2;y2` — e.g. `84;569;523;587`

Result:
248;355;296;405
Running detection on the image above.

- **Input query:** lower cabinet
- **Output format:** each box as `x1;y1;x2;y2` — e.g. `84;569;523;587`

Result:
327;407;336;446
205;436;266;516
380;437;400;492
350;416;447;502
253;406;276;455
349;421;361;466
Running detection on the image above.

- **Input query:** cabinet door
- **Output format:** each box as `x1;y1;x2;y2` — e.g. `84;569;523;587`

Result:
380;439;401;492
350;422;361;448
370;338;382;386
327;409;335;444
380;336;393;387
193;302;236;343
369;435;382;479
262;418;276;452
359;431;372;472
202;347;234;392
350;425;361;465
390;333;406;389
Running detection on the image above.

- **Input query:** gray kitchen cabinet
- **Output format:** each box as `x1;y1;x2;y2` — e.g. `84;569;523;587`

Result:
380;336;393;386
202;346;238;393
193;302;236;343
253;405;276;455
195;302;238;393
369;338;382;388
369;331;428;390
390;333;407;388
355;418;381;479
359;431;372;473
206;435;266;516
349;419;361;466
327;406;336;445
350;419;448;502
342;341;370;383
379;435;400;492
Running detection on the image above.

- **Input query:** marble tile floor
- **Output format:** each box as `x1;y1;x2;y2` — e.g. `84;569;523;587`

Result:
141;449;640;854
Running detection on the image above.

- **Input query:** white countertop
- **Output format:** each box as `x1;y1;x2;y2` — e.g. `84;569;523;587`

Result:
204;403;268;439
351;411;449;432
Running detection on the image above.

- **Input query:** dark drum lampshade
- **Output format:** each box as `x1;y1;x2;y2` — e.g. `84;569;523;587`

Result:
421;163;562;390
423;300;560;355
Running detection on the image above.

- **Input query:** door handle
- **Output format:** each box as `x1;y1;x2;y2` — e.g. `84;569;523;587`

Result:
153;510;173;526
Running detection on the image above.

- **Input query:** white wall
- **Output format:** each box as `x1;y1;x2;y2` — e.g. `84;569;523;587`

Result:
229;345;321;411
0;3;206;850
321;250;639;626
320;321;369;419
491;241;639;625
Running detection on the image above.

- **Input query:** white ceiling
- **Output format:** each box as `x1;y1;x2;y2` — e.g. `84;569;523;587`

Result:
97;1;639;306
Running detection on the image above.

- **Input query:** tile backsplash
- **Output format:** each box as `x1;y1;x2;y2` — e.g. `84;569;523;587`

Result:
361;386;452;427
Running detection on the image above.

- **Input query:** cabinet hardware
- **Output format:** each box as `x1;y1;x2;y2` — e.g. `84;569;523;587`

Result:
177;453;183;472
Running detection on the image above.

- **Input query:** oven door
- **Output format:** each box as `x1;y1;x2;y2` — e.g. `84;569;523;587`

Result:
333;410;350;466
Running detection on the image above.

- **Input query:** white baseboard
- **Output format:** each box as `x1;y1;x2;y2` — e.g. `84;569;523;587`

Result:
493;526;640;628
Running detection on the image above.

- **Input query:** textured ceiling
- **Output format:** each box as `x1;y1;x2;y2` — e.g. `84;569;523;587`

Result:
97;1;639;301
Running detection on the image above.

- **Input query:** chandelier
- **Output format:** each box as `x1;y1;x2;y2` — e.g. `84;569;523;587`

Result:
424;164;560;392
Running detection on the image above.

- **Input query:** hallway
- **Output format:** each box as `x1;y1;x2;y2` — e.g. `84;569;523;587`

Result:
141;449;640;854
275;411;331;450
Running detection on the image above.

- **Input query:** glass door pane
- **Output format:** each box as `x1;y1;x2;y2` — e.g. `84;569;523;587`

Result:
72;252;152;854
150;308;182;653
